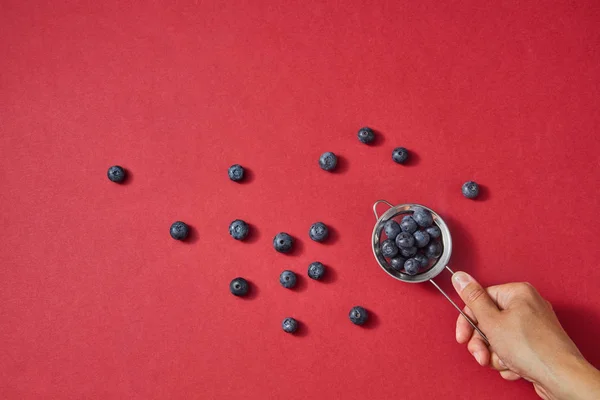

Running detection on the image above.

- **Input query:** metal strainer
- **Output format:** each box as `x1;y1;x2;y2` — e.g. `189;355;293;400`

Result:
372;200;488;344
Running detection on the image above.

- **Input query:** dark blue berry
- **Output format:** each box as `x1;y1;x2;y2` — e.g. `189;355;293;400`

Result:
230;277;249;296
400;246;418;258
279;270;297;289
229;219;249;240
462;181;480;199
413;230;430;248
400;215;418;233
349;306;369;325
381;239;399;258
170;221;189;240
414;253;429;269
308;262;325;280
426;226;441;239
404;259;420;275
395;232;415;248
107;165;126;183
309;222;329;242
357;127;375;144
273;232;294;253
282;317;298;333
228;164;245;181
392;147;409;164
425;241;443;258
413;209;433;228
384;220;401;239
319;152;338;171
390;256;407;271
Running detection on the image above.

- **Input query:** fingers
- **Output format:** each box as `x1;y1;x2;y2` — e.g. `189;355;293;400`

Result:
490;352;507;371
456;306;476;343
452;272;499;324
499;370;521;381
467;331;490;366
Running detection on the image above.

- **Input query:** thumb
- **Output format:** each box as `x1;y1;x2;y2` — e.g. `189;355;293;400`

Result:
452;271;499;323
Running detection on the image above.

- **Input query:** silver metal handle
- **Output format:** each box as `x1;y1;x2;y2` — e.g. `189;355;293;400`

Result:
373;200;394;220
429;266;489;345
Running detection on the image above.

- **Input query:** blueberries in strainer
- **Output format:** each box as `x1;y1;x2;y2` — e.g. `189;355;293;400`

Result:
414;253;429;269
404;258;420;276
381;239;399;258
390;256;407;272
426;225;441;239
425;241;443;259
400;246;418;258
384;220;402;239
395;232;415;248
413;209;433;228
400;215;418;234
413;230;430;248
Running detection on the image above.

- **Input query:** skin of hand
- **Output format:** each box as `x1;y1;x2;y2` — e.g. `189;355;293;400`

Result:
451;272;600;400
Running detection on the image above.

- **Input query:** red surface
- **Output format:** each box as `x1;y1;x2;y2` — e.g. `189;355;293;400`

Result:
1;1;600;399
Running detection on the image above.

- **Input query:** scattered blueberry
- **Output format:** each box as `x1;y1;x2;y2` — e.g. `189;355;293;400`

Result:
462;181;480;199
413;209;433;228
279;270;297;289
228;164;245;182
413;230;430;248
381;239;399;258
390;256;407;272
230;277;249;296
273;232;294;253
319;152;338;171
425;241;443;258
400;215;418;233
404;259;420;276
349;306;369;325
392;147;409;164
107;165;126;183
170;221;189;240
309;222;329;242
282;317;298;333
400;246;418;258
229;219;249;240
426;225;441;239
395;232;415;248
414;253;429;269
357;127;375;144
384;220;402;239
308;262;325;280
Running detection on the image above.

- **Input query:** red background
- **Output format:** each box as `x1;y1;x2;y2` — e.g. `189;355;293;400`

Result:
2;1;600;399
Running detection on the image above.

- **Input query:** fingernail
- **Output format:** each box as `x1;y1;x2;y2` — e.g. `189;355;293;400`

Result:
473;351;484;366
452;272;473;292
499;358;506;368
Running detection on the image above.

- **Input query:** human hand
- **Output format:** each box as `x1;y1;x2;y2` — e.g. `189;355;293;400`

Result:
451;272;600;400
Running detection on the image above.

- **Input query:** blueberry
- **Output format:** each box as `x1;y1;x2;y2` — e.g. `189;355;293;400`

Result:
400;215;418;233
170;221;189;240
425;241;443;258
395;232;415;248
230;277;249;296
228;164;245;182
404;259;420;276
229;219;249;240
308;262;325;280
357;127;375;144
319;152;338;171
400;246;418;258
309;222;329;242
279;270;297;289
282;317;298;333
392;147;409;164
413;209;433;228
426;225;441;239
273;232;294;253
381;239;399;258
414;253;429;269
384;220;401;239
462;181;480;199
349;306;369;325
413;230;430;248
390;256;407;272
107;165;126;183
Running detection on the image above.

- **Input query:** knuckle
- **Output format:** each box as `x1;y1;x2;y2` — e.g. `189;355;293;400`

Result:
516;282;537;297
465;286;486;305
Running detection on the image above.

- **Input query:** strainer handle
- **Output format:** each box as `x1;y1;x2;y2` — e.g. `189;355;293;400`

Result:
429;266;490;346
373;200;394;220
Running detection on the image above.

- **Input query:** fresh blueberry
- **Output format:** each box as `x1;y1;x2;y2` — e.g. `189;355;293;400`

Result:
413;230;430;248
170;221;189;240
230;277;249;296
381;239;399;258
319;152;338;171
308;262;325;280
228;164;245;182
404;259;420;276
462;181;480;199
395;232;415;248
400;246;418;258
349;306;369;325
309;222;329;242
273;232;294;253
390;256;407;272
392;147;409;164
426;225;441;239
107;165;126;183
279;270;297;289
357;127;375;144
414;253;429;269
282;317;298;333
425;241;443;258
384;220;401;239
412;209;433;228
229;219;249;240
400;215;418;233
